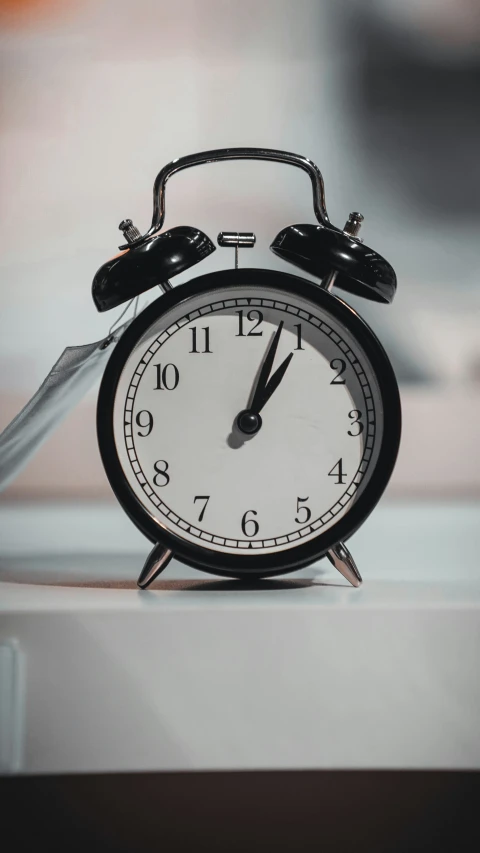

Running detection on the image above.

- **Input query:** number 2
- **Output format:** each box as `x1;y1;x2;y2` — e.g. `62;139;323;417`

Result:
330;359;346;384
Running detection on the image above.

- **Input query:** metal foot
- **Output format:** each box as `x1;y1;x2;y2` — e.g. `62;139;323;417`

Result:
137;543;173;589
326;542;362;588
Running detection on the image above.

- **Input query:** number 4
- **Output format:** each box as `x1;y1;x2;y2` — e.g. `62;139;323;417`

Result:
328;458;347;485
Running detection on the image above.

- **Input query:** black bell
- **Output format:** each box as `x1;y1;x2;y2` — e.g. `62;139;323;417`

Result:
270;223;396;304
92;226;215;312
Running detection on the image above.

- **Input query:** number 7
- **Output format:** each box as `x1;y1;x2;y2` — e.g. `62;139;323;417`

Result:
194;495;210;522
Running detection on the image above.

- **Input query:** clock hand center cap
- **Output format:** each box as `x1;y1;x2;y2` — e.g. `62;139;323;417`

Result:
236;409;263;436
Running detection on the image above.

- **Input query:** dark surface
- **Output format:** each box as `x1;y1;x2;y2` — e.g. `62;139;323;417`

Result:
342;6;480;219
2;770;479;852
92;226;215;312
271;224;397;303
97;268;401;579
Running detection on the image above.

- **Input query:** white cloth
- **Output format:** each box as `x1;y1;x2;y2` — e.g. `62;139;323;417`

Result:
0;323;130;492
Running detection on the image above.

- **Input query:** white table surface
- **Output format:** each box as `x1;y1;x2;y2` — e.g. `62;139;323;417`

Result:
0;500;479;774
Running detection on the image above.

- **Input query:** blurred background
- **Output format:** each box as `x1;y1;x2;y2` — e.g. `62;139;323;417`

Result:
1;0;479;499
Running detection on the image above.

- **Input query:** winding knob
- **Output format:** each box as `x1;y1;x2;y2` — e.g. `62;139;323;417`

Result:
343;212;364;241
119;219;142;244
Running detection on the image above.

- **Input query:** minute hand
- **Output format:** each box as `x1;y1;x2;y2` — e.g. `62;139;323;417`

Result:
249;321;285;414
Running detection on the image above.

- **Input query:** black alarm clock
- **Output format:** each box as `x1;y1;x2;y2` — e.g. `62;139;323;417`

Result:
93;148;401;589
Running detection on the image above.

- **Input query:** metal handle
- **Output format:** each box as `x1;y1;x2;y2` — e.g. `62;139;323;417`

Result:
147;147;330;238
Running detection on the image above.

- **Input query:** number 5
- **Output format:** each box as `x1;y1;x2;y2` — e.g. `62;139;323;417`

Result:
295;497;311;524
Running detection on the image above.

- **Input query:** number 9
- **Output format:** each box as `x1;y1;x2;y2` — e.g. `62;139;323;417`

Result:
135;410;154;437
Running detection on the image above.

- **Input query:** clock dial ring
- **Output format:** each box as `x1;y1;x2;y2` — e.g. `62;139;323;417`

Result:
122;296;376;548
98;268;401;578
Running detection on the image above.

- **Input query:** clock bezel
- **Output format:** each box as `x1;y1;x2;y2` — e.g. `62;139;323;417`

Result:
97;268;401;578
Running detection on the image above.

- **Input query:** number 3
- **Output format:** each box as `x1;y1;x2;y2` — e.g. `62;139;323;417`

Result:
347;410;364;436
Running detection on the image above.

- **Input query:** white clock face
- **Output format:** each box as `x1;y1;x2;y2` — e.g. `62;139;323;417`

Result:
112;283;383;555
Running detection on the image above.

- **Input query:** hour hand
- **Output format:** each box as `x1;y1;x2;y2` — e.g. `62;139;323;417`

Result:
235;322;294;436
257;352;294;411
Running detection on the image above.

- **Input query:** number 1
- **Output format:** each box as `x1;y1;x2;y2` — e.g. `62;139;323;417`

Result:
293;324;304;350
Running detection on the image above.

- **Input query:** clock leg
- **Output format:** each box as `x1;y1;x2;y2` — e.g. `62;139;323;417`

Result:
137;543;173;590
326;542;363;587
